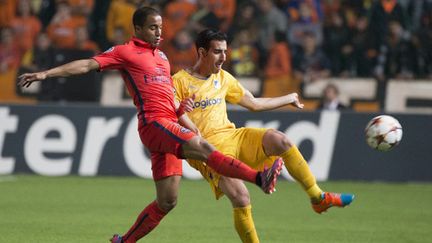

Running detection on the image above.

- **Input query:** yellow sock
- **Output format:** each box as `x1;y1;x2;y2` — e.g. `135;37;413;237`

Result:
280;146;323;202
233;205;259;243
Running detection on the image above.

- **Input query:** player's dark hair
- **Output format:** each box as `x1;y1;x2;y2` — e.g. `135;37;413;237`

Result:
133;6;160;26
195;29;227;51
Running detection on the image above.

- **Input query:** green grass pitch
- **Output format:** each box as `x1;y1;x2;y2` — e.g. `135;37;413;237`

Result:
1;175;431;243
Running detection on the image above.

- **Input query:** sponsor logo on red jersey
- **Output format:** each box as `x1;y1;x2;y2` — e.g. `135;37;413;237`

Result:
158;51;168;60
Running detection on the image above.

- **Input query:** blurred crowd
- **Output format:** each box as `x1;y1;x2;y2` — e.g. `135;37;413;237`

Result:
1;0;431;102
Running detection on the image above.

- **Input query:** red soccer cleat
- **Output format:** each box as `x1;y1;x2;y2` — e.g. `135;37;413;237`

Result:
260;158;284;194
110;234;123;243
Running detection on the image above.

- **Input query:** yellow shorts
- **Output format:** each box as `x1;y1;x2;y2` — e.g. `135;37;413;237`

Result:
188;127;277;199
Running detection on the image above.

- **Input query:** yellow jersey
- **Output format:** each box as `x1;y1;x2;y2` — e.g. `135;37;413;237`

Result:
173;69;245;138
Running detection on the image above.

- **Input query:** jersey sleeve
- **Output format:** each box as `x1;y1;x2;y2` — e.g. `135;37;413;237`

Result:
92;46;124;71
224;71;245;104
172;72;185;102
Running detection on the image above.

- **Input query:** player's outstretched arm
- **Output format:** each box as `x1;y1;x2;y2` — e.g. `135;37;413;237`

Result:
178;114;201;137
18;59;100;88
237;89;304;112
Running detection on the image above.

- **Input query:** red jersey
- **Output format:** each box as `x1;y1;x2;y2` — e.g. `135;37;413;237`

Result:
93;37;177;124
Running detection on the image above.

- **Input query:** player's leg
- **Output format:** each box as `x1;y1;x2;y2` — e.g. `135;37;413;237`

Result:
119;176;180;243
112;152;182;243
139;119;282;194
219;177;259;243
261;129;354;213
262;130;322;201
182;135;283;194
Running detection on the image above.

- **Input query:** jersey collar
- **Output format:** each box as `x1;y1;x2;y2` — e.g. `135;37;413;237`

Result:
131;37;163;51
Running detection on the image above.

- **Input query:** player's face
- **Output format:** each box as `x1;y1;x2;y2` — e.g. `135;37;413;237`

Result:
202;40;227;74
135;14;162;47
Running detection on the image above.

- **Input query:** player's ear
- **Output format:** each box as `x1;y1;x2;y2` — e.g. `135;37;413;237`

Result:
198;47;207;58
134;25;142;34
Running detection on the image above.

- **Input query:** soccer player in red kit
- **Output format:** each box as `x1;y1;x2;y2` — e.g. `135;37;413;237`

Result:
18;7;283;243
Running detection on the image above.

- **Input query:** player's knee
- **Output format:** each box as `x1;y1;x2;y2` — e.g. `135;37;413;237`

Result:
231;190;250;207
264;130;293;155
158;198;177;212
199;139;215;154
280;136;293;151
222;179;251;207
190;137;214;154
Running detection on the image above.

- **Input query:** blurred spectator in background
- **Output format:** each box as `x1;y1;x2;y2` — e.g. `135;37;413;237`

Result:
262;30;293;97
406;0;425;32
414;4;432;78
0;0;17;28
207;0;236;32
265;31;291;79
322;0;341;17
317;83;347;110
21;32;55;72
188;0;221;33
0;27;23;102
228;28;259;77
68;0;94;25
323;11;352;76
162;0;196;42
381;20;416;80
285;0;324;47
335;1;372;29
256;0;287;67
111;26;127;45
282;0;323;23
369;0;407;49
227;2;258;43
75;25;99;53
10;0;42;54
162;28;196;75
88;0;111;51
46;1;86;49
29;0;42;13
350;14;377;77
293;31;331;83
0;27;21;73
19;32;57;101
38;0;57;28
106;0;137;44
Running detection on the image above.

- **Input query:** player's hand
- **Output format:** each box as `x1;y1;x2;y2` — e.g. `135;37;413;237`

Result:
177;94;195;117
193;128;202;137
17;72;47;88
180;94;195;113
287;93;304;109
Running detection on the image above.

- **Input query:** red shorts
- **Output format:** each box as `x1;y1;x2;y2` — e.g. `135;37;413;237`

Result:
139;118;196;180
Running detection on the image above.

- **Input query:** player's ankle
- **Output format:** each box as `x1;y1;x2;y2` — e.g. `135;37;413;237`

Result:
311;192;324;204
255;173;262;187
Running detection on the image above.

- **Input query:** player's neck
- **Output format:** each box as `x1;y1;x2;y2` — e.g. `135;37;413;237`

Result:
189;62;212;80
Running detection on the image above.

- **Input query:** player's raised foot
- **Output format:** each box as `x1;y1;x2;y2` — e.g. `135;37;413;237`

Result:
110;234;123;243
260;158;284;194
312;192;355;214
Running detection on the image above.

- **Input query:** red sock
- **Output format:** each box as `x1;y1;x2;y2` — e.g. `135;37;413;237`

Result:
207;151;258;184
122;201;167;243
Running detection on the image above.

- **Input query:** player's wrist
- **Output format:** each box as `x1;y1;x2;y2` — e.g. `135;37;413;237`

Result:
42;71;49;79
176;107;185;117
286;94;294;104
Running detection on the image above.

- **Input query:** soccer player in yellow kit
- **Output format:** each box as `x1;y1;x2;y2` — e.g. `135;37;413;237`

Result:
173;29;354;243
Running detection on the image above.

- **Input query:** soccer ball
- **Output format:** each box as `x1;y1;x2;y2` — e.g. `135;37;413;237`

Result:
365;115;403;152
